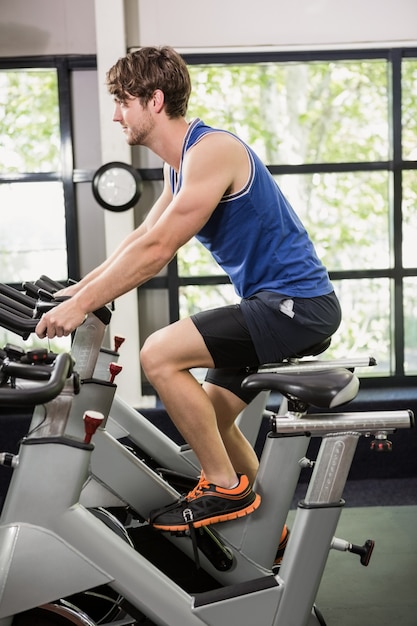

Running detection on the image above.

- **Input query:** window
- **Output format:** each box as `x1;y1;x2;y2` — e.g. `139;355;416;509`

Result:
0;56;95;350
0;66;67;285
142;48;417;384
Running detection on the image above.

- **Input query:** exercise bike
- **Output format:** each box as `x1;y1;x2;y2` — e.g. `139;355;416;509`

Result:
0;279;413;625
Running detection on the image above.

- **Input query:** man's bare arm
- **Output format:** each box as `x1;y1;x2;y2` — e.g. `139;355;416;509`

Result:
56;164;173;298
36;134;243;338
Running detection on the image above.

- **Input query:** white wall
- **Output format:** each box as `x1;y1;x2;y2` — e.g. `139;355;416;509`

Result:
0;0;96;56
2;0;416;59
135;0;417;50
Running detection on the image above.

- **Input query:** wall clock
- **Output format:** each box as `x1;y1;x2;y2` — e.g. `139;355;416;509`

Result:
92;162;142;212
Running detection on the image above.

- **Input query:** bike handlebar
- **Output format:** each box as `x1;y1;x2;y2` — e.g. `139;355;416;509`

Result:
0;283;36;308
0;279;112;338
0;307;38;339
0;352;73;406
1;359;53;381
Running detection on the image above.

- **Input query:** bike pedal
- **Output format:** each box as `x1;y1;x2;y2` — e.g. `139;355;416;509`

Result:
194;526;234;571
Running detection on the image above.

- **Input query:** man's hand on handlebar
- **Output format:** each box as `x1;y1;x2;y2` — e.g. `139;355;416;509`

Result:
53;283;79;300
35;297;88;339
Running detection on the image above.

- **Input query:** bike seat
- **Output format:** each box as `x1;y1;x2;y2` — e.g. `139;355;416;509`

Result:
242;367;359;409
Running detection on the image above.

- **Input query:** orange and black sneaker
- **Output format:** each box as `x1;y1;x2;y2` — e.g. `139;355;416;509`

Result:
149;473;261;532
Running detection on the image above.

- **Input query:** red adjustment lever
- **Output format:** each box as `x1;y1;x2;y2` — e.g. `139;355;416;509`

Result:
114;336;125;352
109;362;123;383
83;411;105;443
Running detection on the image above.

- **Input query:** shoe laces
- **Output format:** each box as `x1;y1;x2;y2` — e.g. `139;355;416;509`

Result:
186;475;211;501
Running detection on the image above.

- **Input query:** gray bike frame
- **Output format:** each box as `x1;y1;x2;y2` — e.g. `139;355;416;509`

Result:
0;311;413;625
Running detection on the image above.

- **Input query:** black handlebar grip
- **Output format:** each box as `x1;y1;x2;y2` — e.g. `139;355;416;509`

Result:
37;275;67;293
0;352;73;406
0;284;37;308
0;308;37;339
0;276;112;332
0;359;54;381
0;293;34;318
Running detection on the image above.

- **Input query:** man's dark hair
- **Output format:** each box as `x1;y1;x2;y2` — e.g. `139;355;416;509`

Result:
106;46;191;118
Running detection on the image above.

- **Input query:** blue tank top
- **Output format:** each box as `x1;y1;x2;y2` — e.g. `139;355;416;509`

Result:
170;119;333;299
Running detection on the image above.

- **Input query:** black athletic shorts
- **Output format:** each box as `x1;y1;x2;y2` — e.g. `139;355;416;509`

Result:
191;291;341;404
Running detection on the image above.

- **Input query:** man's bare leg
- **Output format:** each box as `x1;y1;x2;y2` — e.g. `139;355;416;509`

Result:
140;317;238;488
204;382;260;485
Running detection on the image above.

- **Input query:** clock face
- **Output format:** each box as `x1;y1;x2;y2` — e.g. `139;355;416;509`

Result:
92;162;142;212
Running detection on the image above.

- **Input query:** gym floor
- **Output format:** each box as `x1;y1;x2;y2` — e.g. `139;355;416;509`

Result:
287;484;417;626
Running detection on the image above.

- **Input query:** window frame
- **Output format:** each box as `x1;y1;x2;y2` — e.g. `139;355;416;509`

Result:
141;47;417;388
0;54;97;286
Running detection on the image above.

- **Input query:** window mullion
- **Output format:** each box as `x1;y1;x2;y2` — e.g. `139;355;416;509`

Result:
389;50;405;376
57;59;80;280
167;257;180;323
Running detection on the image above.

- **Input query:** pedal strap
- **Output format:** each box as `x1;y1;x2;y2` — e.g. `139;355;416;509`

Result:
180;500;201;570
188;521;201;570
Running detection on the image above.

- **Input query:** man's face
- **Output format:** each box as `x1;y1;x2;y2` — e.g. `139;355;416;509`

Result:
113;94;155;146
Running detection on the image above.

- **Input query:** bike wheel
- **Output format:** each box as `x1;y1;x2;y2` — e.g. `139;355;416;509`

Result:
13;600;96;625
64;507;133;623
